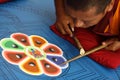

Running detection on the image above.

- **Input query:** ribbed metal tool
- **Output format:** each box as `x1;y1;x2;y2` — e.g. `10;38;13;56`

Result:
72;36;85;55
60;42;111;65
69;26;85;55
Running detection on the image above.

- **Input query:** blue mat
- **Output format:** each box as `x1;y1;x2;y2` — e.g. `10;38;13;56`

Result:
0;0;120;80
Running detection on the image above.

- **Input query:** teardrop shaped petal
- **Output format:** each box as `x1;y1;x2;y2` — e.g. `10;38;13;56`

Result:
2;50;27;65
42;43;62;55
11;33;31;47
0;38;24;51
40;59;61;76
47;54;68;69
19;57;43;75
30;35;48;48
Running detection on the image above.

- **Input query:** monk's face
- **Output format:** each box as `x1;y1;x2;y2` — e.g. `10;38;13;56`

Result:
65;5;106;28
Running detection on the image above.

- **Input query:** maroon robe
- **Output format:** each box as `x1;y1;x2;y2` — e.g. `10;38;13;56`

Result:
50;0;120;69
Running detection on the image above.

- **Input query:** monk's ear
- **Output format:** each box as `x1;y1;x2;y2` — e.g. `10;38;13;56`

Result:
105;0;114;12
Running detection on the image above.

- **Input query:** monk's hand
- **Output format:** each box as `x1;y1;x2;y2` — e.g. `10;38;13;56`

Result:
55;13;74;37
102;38;120;51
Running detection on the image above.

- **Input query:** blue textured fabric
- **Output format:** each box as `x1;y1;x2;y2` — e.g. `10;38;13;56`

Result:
0;0;120;80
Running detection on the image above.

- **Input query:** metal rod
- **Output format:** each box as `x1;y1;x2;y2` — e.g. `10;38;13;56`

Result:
73;36;83;49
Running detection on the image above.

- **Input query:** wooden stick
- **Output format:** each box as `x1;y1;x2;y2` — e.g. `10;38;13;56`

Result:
61;43;110;65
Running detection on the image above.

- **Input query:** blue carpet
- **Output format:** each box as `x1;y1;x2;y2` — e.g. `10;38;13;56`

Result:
0;0;120;80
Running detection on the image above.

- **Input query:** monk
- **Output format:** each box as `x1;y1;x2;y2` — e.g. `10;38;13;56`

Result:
51;0;120;69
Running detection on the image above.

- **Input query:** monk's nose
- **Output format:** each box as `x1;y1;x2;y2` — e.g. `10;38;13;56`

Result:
74;19;84;27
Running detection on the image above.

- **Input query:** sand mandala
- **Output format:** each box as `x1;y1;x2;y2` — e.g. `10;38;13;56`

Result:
0;33;68;76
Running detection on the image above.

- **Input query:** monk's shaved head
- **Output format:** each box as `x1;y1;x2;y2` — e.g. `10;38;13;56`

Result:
65;0;112;14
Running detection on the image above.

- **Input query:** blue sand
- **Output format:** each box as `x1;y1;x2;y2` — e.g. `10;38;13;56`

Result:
47;55;67;68
0;0;120;80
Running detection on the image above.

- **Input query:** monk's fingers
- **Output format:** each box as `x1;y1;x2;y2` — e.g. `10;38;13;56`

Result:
105;42;120;51
69;20;74;32
63;23;73;37
56;23;66;35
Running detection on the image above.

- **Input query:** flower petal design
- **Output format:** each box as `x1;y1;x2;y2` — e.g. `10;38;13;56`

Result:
40;59;61;76
42;43;62;55
19;57;43;75
0;38;24;51
46;54;68;69
30;35;48;48
2;50;27;65
11;33;31;47
0;33;68;77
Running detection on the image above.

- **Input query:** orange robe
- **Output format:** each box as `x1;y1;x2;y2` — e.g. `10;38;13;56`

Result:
93;0;120;37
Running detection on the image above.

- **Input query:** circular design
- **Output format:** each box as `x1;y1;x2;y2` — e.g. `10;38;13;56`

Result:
16;54;22;59
35;41;41;44
45;63;50;68
29;62;36;66
52;57;58;62
0;33;68;76
49;48;55;52
12;44;18;48
25;46;46;60
21;38;26;42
